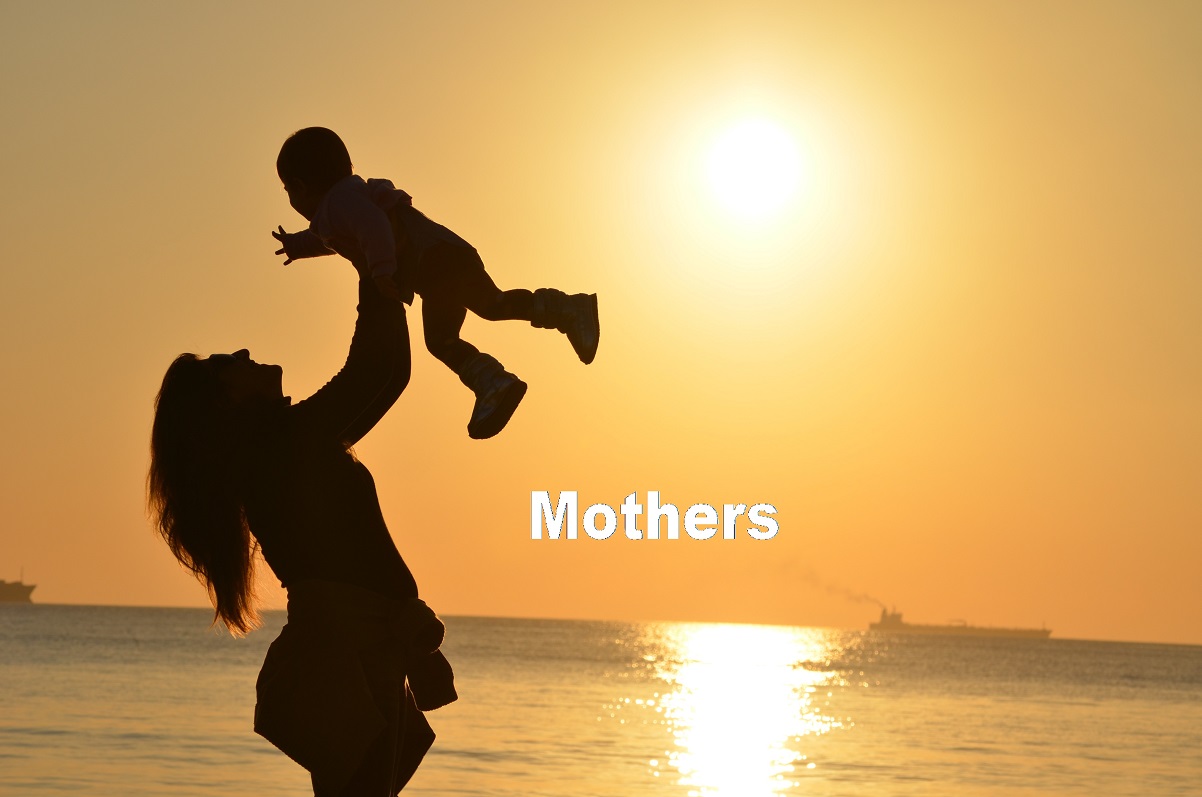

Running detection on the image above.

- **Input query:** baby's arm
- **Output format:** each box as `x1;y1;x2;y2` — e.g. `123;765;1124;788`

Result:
271;226;334;265
324;190;402;295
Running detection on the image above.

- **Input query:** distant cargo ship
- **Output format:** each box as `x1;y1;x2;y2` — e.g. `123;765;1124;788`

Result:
0;579;36;603
869;607;1050;639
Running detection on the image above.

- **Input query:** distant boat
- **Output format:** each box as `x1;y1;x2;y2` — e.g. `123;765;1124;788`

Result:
0;579;36;603
869;607;1050;639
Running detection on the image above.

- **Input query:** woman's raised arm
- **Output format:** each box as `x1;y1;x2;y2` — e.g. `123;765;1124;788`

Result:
289;277;411;447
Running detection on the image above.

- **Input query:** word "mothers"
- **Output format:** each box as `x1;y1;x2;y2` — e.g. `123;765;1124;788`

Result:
531;491;779;541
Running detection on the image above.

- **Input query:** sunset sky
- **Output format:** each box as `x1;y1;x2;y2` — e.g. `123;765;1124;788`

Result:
1;1;1199;645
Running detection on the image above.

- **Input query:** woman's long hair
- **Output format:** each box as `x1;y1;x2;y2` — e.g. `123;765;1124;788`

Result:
148;354;259;634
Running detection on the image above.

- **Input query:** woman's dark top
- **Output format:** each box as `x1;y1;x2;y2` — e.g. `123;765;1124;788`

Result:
241;275;415;600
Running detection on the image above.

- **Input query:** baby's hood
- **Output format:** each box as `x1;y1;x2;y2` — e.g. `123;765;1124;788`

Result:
365;177;413;209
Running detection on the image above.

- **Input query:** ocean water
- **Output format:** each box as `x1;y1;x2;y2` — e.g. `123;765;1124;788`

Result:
1;605;1199;797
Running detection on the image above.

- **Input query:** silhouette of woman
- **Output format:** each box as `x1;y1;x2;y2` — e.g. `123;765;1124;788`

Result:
148;268;454;796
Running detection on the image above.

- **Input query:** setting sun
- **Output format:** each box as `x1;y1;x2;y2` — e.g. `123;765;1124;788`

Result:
706;118;802;221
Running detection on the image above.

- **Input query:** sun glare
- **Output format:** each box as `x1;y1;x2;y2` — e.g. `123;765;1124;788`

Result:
706;119;802;221
650;623;845;795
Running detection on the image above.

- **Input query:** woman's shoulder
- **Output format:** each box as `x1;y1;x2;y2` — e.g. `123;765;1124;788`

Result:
240;407;348;493
241;400;338;458
274;402;363;460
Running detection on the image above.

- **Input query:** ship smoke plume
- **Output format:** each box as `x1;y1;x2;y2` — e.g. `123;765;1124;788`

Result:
830;586;887;610
797;568;886;609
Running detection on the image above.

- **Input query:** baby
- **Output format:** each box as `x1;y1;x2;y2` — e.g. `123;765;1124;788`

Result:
272;127;599;439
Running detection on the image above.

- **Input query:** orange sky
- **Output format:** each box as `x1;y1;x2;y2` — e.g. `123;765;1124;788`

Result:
1;2;1199;645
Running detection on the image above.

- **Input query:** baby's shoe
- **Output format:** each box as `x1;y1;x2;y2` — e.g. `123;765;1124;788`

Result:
530;288;600;364
457;353;527;439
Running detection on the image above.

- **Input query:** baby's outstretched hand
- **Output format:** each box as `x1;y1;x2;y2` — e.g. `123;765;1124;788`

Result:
272;225;298;265
373;274;406;303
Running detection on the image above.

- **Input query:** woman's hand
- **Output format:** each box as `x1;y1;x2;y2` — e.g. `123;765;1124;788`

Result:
373;274;407;303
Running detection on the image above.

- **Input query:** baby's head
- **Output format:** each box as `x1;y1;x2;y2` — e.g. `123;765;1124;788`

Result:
276;127;353;220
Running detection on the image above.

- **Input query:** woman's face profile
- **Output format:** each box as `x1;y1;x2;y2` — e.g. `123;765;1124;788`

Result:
208;349;283;407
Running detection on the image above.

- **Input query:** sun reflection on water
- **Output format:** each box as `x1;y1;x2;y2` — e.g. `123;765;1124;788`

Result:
618;623;849;796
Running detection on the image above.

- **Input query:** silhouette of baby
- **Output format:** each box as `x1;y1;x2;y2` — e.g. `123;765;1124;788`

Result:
272;127;599;439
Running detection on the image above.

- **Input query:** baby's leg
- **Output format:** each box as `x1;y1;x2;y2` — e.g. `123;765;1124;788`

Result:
450;262;535;322
422;243;533;320
428;244;599;364
423;292;526;440
422;298;477;372
455;260;600;363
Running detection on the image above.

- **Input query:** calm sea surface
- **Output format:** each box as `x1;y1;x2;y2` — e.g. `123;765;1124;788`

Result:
1;605;1199;796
